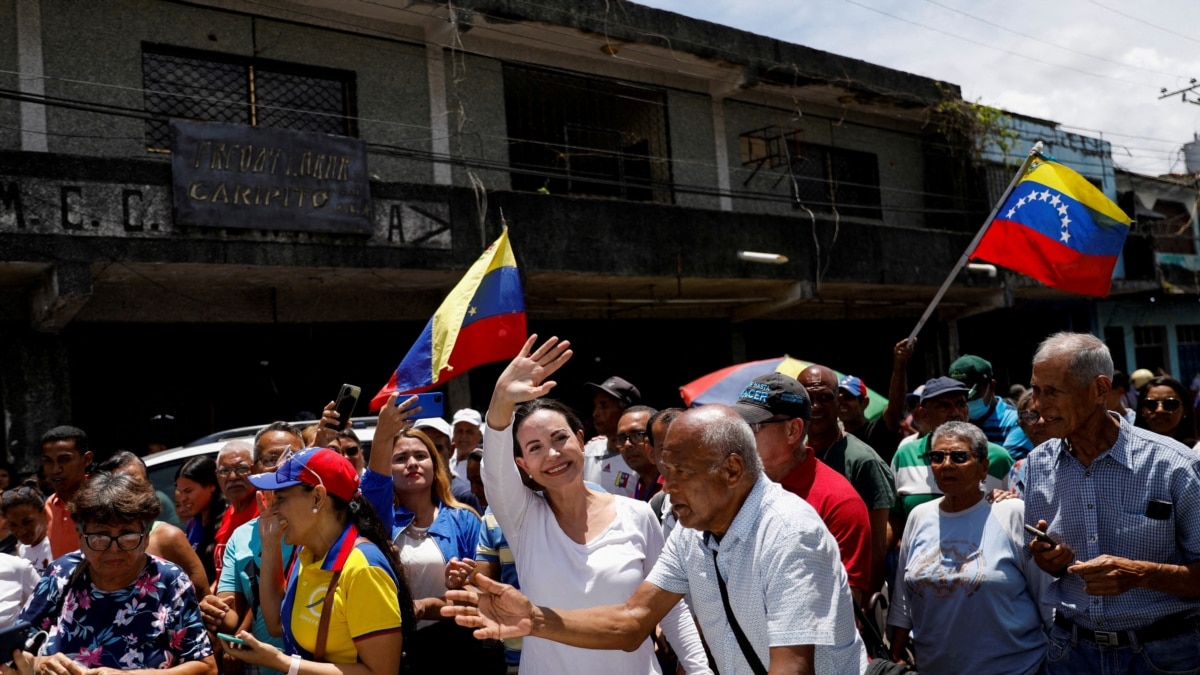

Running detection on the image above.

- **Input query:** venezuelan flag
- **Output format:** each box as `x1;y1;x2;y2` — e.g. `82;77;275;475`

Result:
971;158;1132;297
370;230;526;410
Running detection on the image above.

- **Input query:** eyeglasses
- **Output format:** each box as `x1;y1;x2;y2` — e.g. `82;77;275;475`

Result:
749;418;792;434
1018;410;1040;424
1;485;38;506
616;430;647;445
1142;398;1182;413
83;530;146;551
927;450;972;465
216;465;254;478
342;445;361;457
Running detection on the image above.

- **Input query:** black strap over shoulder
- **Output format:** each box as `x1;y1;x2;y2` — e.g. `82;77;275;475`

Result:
711;549;767;675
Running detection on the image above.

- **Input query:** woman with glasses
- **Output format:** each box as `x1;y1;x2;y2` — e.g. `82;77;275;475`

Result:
474;336;711;675
176;455;226;585
1135;375;1196;446
222;447;413;675
1;485;51;571
17;471;217;675
888;421;1048;675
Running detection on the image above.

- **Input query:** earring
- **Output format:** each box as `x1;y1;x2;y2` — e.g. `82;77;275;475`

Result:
312;507;319;513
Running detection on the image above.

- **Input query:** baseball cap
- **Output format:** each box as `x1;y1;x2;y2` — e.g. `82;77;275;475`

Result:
1130;368;1154;389
838;375;868;398
948;355;992;397
248;447;360;502
414;417;452;437
452;408;483;430
732;373;813;424
919;376;973;405
585;376;641;407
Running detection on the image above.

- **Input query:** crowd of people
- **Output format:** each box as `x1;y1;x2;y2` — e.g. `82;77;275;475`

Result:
0;330;1197;675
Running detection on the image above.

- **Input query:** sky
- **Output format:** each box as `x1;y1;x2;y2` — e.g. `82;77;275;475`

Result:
633;0;1200;177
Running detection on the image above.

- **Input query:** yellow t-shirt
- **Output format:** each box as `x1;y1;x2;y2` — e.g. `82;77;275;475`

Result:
285;530;401;664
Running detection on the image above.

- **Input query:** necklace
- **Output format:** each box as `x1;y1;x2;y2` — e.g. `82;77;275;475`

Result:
406;524;430;540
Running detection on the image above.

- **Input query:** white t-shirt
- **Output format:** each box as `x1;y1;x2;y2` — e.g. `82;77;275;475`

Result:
18;538;52;572
483;423;710;675
396;512;448;631
0;553;39;625
581;437;639;499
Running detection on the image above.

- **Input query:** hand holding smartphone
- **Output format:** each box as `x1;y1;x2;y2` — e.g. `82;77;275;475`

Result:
328;384;361;431
217;632;248;647
1023;523;1053;543
397;392;445;420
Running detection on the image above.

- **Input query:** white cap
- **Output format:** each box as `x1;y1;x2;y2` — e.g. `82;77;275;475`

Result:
413;417;452;437
452;408;483;430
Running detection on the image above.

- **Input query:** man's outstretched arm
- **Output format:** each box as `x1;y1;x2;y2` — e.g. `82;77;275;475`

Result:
444;573;684;652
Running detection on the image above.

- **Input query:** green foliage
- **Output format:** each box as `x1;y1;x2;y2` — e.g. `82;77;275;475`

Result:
933;84;1020;167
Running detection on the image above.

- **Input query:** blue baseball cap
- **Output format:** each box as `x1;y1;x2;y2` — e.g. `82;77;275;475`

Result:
248;447;360;502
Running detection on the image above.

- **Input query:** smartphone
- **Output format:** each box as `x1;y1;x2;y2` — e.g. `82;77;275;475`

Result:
329;384;361;431
0;621;35;664
399;392;445;420
217;632;248;647
1023;523;1053;543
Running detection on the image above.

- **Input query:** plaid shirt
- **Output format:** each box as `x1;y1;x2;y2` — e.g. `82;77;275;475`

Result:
1023;413;1200;631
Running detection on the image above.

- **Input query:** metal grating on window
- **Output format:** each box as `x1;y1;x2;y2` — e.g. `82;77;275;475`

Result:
503;64;671;203
141;46;353;151
143;51;249;149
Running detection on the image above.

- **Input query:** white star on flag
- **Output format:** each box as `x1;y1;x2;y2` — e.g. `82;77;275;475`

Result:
1060;230;1071;243
468;306;477;316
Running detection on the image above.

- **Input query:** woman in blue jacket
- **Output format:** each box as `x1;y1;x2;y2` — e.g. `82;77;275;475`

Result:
353;394;491;674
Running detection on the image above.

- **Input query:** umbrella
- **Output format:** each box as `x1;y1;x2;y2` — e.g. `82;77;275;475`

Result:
679;356;886;420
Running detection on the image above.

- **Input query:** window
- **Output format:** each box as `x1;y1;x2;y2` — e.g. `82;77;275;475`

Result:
503;64;671;203
1133;326;1167;374
1103;326;1127;374
1177;325;1200;383
739;127;881;219
141;44;356;151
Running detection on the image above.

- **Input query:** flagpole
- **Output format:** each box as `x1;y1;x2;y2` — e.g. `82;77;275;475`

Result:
906;141;1044;341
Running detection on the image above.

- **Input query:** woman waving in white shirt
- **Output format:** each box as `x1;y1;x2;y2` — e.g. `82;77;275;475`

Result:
478;335;711;675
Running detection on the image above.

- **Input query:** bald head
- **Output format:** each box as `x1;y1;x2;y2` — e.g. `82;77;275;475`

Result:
798;364;841;438
665;405;762;478
660;405;760;536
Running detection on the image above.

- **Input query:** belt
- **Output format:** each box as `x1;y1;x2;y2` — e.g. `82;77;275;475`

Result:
1053;612;1198;647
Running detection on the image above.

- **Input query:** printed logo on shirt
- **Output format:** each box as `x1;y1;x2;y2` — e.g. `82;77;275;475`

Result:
614;472;631;489
907;540;986;598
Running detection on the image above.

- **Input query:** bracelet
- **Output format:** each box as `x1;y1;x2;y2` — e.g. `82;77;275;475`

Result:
287;654;302;675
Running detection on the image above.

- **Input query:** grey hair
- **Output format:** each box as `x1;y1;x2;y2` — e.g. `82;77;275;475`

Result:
929;421;989;463
1032;332;1113;385
216;439;255;462
690;407;763;477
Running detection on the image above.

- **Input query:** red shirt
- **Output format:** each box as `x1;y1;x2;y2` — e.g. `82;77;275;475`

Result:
213;500;259;579
781;450;873;593
47;494;77;559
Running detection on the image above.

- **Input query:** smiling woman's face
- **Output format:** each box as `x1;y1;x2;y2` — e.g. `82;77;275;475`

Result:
514;409;585;489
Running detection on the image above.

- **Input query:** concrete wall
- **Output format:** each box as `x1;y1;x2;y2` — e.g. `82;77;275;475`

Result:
720;98;926;229
667;89;720;210
0;1;19;151
445;51;510;191
29;0;432;182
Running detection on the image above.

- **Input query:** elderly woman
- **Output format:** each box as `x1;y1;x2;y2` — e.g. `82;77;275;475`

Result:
224;447;413;675
478;336;711;675
17;471;217;675
888;421;1048;675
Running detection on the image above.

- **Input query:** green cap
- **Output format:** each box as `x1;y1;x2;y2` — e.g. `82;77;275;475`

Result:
948;355;992;396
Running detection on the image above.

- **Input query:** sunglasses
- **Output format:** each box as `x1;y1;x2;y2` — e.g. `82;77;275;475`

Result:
615;430;647;445
749;418;792;434
1142;398;1182;413
927;450;971;465
1018;410;1040;424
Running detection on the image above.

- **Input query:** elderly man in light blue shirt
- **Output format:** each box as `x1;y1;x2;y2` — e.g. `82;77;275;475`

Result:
1027;332;1200;675
445;404;866;675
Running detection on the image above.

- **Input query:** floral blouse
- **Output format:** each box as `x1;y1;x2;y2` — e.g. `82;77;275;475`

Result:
20;552;213;669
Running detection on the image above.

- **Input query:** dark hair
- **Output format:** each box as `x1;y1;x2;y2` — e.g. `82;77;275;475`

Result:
467;449;484;464
623;405;658;418
337;428;361;443
40;425;90;454
254;421;303;463
94;450;148;476
1111;370;1129;392
1135;375;1195;444
70;471;161;529
302;486;417;643
176;455;226;523
512;399;584;457
646;407;685;448
1;485;47;513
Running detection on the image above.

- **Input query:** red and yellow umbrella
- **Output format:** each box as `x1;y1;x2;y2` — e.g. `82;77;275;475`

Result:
679;356;886;419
